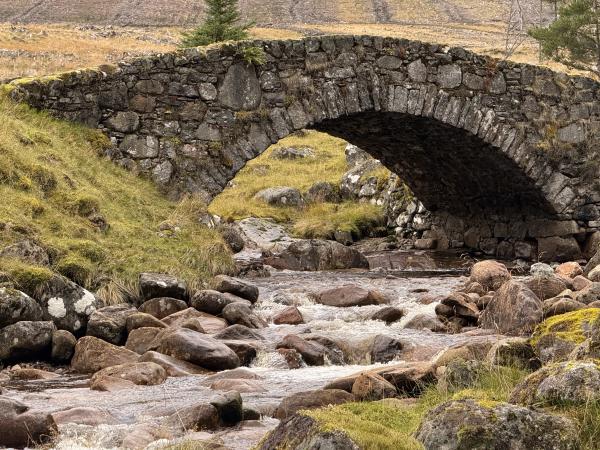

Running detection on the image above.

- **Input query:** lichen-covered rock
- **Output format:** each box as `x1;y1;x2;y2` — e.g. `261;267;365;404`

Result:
0;287;43;328
436;358;486;391
138;297;188;319
479;280;542;336
0;240;50;266
254;186;304;207
486;337;540;371
469;260;511;291
531;308;600;363
416;399;578;450
0;320;55;361
511;359;600;407
36;274;103;334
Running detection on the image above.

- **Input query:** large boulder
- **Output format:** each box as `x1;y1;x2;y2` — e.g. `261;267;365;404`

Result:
0;287;44;328
138;297;188;320
537;236;582;263
0;321;54;361
276;334;328;366
125;327;162;354
510;360;600;406
213;324;264;341
479;280;543;336
370;306;405;324
469;260;511;291
254;186;304;207
212;275;259;303
161;308;228;334
273;389;354;419
531;308;600;363
163;403;220;432
264;239;369;271
316;285;388;307
273;306;304;325
51;329;77;362
221;302;266;329
157;328;240;370
190;290;247;315
125;312;166;332
36;274;103;334
524;275;568;300
486;337;540;371
139;351;210;377
416;399;577;450
90;362;167;389
0;397;57;448
139;272;186;302
71;336;138;373
86;304;137;345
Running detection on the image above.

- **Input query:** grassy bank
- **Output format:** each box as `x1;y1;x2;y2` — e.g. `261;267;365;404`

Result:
208;130;386;239
0;94;234;301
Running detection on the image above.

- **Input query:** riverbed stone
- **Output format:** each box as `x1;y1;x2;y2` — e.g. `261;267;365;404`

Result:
158;327;240;370
71;335;139;373
210;391;243;425
51;329;77;362
86;304;137;345
139;350;210;377
479;280;542;336
486;337;540;370
276;334;328;366
161;308;228;334
191;290;248;315
574;282;600;304
126;312;167;332
125;327;162;354
469;260;511;291
316;285;388;307
555;261;583;280
138;297;188;320
524;275;568;300
273;389;355;419
91;362;167;389
212;275;259;303
0;287;44;328
0;396;57;448
371;334;404;363
416;398;577;450
0;320;54;361
164;402;220;431
52;407;117;426
370;306;405;324
222;302;267;329
213;324;264;341
351;373;397;401
139;272;187;302
221;339;258;366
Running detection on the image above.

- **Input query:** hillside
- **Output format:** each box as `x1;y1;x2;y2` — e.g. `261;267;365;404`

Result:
0;0;543;26
0;93;233;303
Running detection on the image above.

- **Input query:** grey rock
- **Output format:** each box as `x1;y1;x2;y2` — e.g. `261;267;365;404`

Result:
139;273;187;302
0;287;43;328
254;186;304;207
0;321;55;361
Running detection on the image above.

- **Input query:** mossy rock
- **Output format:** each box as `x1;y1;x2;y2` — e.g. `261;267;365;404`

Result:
510;359;600;406
530;309;600;363
0;258;54;297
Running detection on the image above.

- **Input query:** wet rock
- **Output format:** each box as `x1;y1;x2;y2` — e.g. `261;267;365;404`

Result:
126;312;166;332
264;239;369;271
371;334;403;363
71;336;139;373
316;285;387;307
0;321;54;361
86;304;137;345
0;396;57;448
138;297;188;320
222;302;267;328
351;373;397;401
277;348;304;369
271;146;315;160
202;367;263;383
272;306;303;325
210;378;266;393
221;340;257;366
37;274;102;334
273;389;354;419
254;186;304;207
257;414;359;450
511;360;600;406
416;398;577;450
479;280;542;336
305;181;341;203
91;362;167;389
90;375;137;391
212;275;259;303
531;308;600;363
125;327;162;354
161;308;228;334
305;336;345;365
276;334;327;366
51;329;77;362
370;306;405;324
0;287;44;328
122;423;173;450
191;290;248;315
404;313;447;332
52;407;117;426
139;272;187;302
524;275;568;300
139;351;210;377
165;403;220;431
213;324;264;341
211;390;243;424
469;260;511;291
158;328;240;370
555;261;583;280
486;337;540;371
0;240;50;266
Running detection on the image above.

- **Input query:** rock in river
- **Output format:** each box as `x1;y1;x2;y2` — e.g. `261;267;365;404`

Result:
212;275;259;303
71;336;139;373
0;396;57;448
316;285;388;307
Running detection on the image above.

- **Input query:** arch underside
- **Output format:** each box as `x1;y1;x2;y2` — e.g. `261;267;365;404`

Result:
313;112;555;221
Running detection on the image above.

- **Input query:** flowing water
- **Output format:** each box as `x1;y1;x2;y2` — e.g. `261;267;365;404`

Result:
2;249;505;449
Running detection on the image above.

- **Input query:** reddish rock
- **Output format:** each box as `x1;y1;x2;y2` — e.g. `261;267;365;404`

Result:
469;260;511;291
573;275;593;291
91;362;167;388
276;334;327;366
273;306;304;325
351;373;397;401
555;262;583;280
71;336;138;373
273;389;354;419
125;327;162;355
161;308;228;334
316;285;388;307
126;313;166;332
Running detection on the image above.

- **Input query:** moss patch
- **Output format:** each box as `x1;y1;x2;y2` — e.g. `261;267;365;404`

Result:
531;309;600;346
0;94;234;301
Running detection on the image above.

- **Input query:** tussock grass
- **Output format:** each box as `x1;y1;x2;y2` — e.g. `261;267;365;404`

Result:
209;130;386;239
0;95;234;301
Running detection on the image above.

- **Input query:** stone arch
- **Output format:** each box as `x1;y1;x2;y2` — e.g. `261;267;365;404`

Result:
9;35;600;258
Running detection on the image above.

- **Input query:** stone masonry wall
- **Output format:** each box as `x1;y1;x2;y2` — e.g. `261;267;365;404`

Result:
8;36;600;259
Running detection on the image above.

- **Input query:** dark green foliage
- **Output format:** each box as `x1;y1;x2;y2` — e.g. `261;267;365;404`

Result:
181;0;253;48
529;0;600;75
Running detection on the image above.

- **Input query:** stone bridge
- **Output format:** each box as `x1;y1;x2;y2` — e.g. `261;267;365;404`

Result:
8;36;600;260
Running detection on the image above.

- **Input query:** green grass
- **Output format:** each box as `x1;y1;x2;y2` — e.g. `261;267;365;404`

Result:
209;130;387;239
531;308;600;346
0;95;234;302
